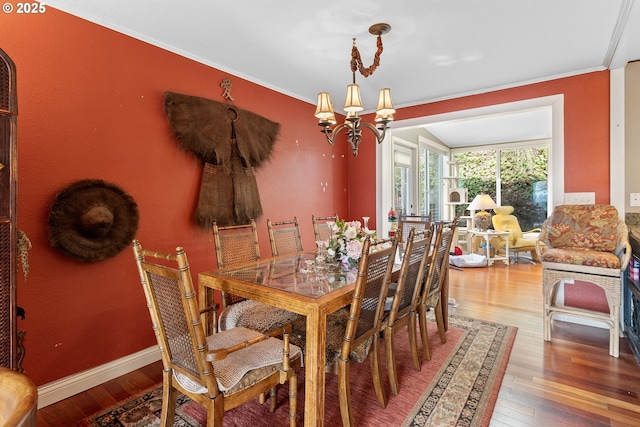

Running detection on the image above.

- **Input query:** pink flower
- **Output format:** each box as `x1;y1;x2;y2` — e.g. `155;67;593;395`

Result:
346;239;363;260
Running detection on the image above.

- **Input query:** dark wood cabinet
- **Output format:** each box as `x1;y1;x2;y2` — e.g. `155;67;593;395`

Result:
0;48;19;371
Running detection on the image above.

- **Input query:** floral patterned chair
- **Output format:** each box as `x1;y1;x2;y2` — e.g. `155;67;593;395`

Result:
535;204;631;357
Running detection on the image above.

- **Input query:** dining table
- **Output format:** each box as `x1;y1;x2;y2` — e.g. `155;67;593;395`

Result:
199;252;359;426
198;250;449;426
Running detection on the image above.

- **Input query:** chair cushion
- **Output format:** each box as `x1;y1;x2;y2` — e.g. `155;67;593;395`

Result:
219;299;301;333
540;247;621;269
546;205;619;252
174;326;302;394
290;308;373;365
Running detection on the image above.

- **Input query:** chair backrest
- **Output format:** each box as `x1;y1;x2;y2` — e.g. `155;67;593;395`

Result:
421;220;457;307
267;217;303;257
312;214;338;243
212;219;261;268
539;204;621;252
397;214;432;256
212;220;260;307
387;227;433;325
132;240;220;399
492;206;523;243
340;237;398;361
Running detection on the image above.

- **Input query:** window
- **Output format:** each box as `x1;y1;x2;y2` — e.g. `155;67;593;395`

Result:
393;147;412;216
454;143;549;230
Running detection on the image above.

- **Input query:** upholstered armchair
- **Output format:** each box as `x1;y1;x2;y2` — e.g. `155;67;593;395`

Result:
492;206;541;263
535;204;631;357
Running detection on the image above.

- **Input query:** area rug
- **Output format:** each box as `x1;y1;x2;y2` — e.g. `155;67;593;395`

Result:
78;315;516;427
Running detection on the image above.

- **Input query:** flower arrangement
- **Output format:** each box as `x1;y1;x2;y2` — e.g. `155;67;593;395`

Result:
325;219;376;268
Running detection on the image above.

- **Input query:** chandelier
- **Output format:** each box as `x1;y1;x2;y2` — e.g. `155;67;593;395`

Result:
314;23;395;157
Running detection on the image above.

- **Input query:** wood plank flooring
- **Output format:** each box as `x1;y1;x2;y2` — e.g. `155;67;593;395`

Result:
36;261;640;426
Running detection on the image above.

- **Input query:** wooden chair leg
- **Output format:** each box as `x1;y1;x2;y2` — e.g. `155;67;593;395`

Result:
205;397;222;427
269;386;277;412
369;336;387;408
434;300;447;344
160;372;177;427
408;314;422;370
337;359;354;427
288;373;298;427
384;327;400;396
418;305;432;361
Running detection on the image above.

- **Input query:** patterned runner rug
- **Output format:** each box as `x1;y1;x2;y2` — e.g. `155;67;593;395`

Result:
79;315;516;427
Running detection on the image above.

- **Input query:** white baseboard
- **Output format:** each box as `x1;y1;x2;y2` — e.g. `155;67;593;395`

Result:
37;345;161;409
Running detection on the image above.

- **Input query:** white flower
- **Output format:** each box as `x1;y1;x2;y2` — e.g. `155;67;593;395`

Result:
344;225;358;239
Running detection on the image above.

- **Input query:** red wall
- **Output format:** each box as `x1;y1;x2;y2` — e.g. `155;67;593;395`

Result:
1;9;350;386
1;10;612;388
349;72;611;222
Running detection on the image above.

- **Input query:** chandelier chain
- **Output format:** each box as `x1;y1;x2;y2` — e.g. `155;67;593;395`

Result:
350;36;383;78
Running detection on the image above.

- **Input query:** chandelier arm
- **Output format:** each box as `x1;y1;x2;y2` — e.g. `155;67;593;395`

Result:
359;121;390;145
350;36;383;78
320;122;350;147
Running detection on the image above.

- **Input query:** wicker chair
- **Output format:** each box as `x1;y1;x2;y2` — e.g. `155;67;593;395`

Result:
312;213;338;243
267;217;304;257
417;220;457;360
397;214;432;259
212;220;300;333
535;204;631;357
382;227;433;395
290;237;398;426
132;240;301;427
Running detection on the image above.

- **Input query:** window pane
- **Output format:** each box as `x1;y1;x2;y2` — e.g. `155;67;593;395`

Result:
455;149;497;218
428;149;442;220
499;147;548;230
394;164;410;216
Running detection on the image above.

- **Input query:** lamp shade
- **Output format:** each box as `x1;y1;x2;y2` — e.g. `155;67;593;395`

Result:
343;84;364;112
315;92;335;120
375;88;395;117
467;194;498;211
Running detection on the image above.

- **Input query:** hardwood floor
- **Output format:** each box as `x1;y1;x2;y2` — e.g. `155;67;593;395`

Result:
36;261;640;426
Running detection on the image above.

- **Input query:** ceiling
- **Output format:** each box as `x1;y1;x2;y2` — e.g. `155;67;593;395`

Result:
45;0;640;147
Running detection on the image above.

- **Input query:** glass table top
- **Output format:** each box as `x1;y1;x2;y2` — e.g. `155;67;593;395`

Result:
211;252;358;297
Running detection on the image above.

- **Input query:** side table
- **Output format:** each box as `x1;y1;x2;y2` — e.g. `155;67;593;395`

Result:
467;229;510;266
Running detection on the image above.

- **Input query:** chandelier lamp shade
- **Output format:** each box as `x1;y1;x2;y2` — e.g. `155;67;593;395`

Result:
467;194;498;231
314;23;395;157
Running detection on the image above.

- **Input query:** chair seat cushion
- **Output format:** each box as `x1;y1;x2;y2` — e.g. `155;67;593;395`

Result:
174;326;302;394
540;247;621;269
290;308;373;365
513;237;537;248
219;299;301;333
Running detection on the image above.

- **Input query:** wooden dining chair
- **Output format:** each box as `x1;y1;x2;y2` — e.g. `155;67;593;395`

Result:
290;237;398;427
212;220;300;333
382;226;433;395
267;216;304;257
397;213;432;259
132;240;301;427
312;213;338;243
212;220;261;307
417;219;457;360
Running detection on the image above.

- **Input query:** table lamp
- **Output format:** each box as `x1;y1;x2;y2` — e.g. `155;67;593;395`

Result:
467;194;498;231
